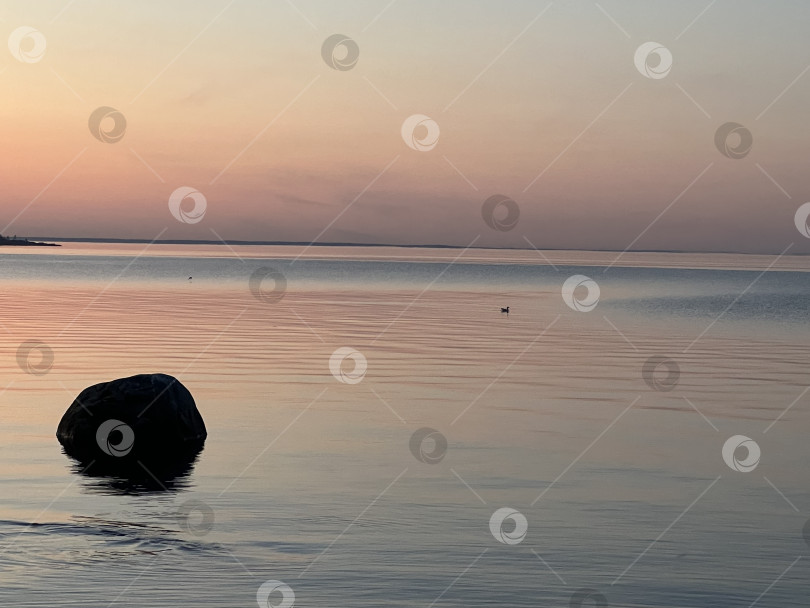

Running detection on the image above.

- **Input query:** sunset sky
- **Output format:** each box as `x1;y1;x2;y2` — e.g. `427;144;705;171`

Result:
2;0;810;253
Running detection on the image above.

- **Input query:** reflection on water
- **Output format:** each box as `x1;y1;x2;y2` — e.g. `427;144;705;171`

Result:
65;449;204;495
621;291;810;323
0;245;808;607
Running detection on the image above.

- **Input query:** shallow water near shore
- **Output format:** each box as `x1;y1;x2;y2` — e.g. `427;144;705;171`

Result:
0;243;808;607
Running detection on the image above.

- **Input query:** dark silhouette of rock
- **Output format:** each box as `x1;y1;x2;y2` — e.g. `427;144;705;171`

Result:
57;374;206;479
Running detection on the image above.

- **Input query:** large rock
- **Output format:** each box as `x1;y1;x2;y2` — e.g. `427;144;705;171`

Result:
57;374;206;472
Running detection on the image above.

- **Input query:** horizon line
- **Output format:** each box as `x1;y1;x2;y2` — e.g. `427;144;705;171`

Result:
20;236;809;257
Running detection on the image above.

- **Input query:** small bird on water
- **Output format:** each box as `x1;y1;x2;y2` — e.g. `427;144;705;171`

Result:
500;306;510;315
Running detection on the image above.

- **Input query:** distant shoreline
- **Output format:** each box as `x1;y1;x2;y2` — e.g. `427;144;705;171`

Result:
21;237;808;256
0;236;60;247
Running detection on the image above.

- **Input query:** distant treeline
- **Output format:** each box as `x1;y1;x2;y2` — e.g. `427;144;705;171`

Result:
0;235;60;247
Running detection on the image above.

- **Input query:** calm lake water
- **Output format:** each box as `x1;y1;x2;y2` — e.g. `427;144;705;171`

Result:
0;243;808;607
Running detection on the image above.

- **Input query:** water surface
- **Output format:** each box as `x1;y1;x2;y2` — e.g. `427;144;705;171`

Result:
0;244;808;607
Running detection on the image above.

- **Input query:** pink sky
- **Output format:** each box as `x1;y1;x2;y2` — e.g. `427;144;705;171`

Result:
3;0;810;253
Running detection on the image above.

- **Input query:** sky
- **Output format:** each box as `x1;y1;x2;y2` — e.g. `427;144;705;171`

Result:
2;0;810;253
